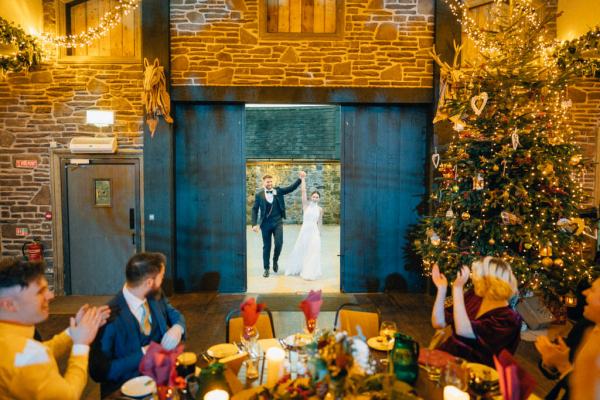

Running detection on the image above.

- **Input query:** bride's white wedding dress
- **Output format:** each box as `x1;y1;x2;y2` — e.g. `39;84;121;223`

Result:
285;190;322;280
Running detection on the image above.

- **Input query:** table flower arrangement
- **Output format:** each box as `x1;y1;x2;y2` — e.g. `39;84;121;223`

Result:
249;330;421;400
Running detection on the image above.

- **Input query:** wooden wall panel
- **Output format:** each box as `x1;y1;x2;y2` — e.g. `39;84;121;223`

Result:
290;0;302;32
278;0;290;32
301;0;314;32
313;0;325;33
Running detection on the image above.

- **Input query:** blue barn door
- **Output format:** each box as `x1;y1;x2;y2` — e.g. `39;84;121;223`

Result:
175;104;246;292
341;105;427;292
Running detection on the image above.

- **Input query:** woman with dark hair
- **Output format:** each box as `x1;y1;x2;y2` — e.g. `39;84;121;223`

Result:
285;175;323;280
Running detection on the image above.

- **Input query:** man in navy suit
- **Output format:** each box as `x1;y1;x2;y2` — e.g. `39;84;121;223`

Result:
89;252;185;397
252;171;305;277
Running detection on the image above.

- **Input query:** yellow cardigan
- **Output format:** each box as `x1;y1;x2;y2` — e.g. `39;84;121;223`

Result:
0;321;88;400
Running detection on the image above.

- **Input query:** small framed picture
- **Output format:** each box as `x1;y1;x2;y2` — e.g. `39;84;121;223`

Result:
94;179;112;207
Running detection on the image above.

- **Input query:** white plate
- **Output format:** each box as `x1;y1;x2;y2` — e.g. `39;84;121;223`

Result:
367;336;394;351
207;343;239;359
283;333;312;348
121;376;156;398
467;362;499;382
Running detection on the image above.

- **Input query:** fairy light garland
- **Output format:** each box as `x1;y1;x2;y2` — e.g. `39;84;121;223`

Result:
41;0;140;49
0;17;42;74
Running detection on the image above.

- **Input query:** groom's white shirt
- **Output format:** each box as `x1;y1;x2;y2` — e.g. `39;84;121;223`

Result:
265;189;276;203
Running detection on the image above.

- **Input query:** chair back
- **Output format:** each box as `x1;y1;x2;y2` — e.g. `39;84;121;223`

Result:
334;303;380;339
226;308;275;343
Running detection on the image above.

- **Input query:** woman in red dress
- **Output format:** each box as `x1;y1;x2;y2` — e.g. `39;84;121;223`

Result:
430;256;522;366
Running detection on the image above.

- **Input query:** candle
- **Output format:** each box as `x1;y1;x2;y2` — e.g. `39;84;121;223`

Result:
204;389;229;400
265;347;285;387
443;385;470;400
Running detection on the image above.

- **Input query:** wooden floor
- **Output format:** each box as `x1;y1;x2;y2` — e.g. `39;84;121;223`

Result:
37;292;553;399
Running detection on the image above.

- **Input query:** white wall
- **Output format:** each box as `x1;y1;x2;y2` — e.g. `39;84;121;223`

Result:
0;0;43;36
557;0;600;41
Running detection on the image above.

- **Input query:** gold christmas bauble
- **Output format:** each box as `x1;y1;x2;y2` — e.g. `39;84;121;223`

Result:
541;257;554;268
488;238;495;245
452;185;460;192
569;155;582;165
553;258;564;267
461;212;471;220
492;165;500;172
414;239;422;247
524;243;532;250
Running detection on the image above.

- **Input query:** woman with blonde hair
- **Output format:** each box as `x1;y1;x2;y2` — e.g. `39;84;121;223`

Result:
430;256;522;366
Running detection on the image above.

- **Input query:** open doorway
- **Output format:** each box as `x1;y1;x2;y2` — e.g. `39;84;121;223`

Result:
245;104;341;293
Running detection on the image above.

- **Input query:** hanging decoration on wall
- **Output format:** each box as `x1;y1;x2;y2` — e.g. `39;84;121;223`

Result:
143;58;173;136
431;148;440;168
40;0;140;49
0;17;42;75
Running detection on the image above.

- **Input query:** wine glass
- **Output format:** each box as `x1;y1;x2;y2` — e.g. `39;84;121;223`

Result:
441;357;469;390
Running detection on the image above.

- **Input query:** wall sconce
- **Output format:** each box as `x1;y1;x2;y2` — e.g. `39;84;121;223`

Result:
86;110;114;127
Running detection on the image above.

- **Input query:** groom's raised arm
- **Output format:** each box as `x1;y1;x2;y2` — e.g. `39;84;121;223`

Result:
277;178;301;195
251;193;260;226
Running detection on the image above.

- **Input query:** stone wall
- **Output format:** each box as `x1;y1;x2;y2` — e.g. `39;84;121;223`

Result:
246;162;340;224
246;106;340;159
568;79;600;205
0;0;144;287
170;0;435;87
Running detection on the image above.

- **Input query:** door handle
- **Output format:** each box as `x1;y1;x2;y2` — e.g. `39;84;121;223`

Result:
129;208;135;246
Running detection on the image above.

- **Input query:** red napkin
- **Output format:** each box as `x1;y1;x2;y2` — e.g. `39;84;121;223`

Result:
493;349;536;400
299;290;323;320
139;342;184;386
240;297;265;326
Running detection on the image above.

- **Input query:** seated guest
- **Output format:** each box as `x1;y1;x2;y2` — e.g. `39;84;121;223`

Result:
535;280;595;400
569;277;600;400
90;252;186;397
430;256;522;366
0;257;108;399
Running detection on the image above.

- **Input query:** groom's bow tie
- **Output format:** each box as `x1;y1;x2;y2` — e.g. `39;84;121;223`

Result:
266;190;273;193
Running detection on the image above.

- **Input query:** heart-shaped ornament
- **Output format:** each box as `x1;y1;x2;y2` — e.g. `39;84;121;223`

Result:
470;92;488;116
511;132;520;150
431;152;440;168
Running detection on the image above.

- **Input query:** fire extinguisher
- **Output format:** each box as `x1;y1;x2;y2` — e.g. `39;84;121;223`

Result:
22;238;44;262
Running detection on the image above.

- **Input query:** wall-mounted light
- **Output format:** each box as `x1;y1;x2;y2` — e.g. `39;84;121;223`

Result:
86;110;114;127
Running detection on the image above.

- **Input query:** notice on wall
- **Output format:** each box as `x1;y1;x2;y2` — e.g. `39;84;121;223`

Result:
15;159;38;168
15;227;29;236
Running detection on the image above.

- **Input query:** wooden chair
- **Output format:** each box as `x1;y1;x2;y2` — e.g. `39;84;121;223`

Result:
334;303;381;339
225;307;276;343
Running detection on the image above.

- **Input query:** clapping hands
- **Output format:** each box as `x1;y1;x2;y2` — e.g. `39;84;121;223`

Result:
431;264;448;290
535;336;571;374
70;304;111;345
453;266;471;288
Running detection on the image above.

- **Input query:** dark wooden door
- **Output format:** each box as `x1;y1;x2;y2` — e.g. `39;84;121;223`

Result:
175;104;246;292
63;159;141;295
341;105;427;292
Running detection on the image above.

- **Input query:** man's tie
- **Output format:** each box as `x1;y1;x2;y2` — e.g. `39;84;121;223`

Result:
266;190;273;193
140;302;152;335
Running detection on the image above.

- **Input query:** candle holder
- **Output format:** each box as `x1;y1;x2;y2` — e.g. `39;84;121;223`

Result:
241;325;259;380
306;318;317;334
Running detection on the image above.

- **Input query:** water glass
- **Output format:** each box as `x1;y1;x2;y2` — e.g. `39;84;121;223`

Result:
441;357;468;391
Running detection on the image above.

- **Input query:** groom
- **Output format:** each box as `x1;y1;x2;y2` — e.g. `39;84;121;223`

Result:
252;171;306;277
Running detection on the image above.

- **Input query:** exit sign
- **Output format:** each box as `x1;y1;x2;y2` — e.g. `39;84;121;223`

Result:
15;159;38;168
15;227;29;236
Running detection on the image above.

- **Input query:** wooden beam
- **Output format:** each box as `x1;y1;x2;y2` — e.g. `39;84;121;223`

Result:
171;86;433;104
142;0;175;294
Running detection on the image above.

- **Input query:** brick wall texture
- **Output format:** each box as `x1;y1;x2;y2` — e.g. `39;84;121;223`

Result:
0;1;144;285
170;0;435;87
246;106;340;159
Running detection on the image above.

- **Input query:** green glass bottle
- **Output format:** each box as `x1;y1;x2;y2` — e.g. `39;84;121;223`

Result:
391;333;419;384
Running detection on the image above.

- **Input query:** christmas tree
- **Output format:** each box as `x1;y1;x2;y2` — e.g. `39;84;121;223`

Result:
414;0;600;303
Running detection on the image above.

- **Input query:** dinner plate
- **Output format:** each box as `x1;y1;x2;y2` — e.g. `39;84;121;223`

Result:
207;343;239;359
121;376;156;398
367;336;394;351
467;362;499;382
283;333;312;348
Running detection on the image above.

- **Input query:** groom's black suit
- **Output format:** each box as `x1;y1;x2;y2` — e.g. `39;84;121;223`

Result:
252;179;301;272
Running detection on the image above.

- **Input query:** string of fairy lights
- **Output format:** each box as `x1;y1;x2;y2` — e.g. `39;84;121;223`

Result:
40;0;140;49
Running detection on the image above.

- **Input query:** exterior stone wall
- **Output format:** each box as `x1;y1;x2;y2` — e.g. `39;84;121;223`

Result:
246;162;340;224
246;106;340;159
0;0;144;287
170;0;435;87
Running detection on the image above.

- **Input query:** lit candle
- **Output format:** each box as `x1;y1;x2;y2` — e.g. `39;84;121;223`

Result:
265;347;285;387
443;385;470;400
204;389;229;400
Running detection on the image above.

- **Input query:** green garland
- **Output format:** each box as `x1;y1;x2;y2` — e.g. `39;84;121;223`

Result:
554;25;600;79
0;16;42;74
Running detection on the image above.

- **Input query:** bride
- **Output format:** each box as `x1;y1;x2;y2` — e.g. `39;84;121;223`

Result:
285;175;323;280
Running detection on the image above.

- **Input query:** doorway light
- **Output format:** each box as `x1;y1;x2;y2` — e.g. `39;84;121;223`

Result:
86;110;114;127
